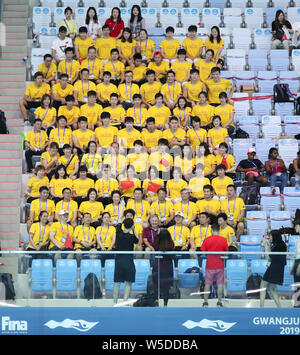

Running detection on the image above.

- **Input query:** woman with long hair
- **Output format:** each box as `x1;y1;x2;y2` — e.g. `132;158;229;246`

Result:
117;27;136;66
151;229;174;307
85;7;101;40
265;147;288;194
260;230;287;308
128;4;145;39
105;7;124;39
49;164;73;205
204;26;224;68
34;94;57;131
271;9;293;50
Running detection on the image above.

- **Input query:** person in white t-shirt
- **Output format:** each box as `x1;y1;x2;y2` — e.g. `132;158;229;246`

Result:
51;26;74;64
85;6;101;40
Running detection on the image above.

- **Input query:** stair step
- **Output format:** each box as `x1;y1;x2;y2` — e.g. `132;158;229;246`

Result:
0;97;20;104
5;110;23;119
0;213;20;223
4;4;28;12
0;87;25;95
0;150;22;159
5;31;27;39
0;133;21;142
3;45;27;53
0;59;26;67
0;82;25;88
0;69;26;78
2;17;28;25
5;38;28;45
1;52;27;60
3;10;28;18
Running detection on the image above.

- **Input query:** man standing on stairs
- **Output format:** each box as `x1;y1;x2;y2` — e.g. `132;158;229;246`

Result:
19;72;51;123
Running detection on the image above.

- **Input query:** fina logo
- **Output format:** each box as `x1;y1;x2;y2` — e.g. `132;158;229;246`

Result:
1;316;28;334
44;318;99;332
182;319;236;333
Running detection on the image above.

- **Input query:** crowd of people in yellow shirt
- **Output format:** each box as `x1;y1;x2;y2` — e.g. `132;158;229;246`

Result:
21;17;244;260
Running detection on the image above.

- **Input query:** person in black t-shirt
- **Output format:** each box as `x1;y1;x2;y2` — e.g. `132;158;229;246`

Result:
271;10;293;50
236;148;268;187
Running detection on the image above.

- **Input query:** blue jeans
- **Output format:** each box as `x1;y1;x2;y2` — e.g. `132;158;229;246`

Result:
269;172;288;192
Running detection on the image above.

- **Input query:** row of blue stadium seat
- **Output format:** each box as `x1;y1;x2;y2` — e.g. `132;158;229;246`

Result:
30;257;296;295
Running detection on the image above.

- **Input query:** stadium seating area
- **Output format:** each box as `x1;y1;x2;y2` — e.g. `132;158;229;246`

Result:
14;0;300;303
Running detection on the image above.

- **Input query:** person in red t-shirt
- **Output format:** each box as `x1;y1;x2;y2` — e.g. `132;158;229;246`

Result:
105;7;125;39
200;223;228;307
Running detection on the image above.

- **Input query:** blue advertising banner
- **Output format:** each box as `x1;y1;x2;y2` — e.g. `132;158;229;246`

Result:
0;308;299;336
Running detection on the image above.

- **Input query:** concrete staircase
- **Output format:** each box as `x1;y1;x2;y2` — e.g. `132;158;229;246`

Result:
0;0;29;274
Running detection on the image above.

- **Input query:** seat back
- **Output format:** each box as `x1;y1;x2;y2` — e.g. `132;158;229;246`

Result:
239;235;262;264
250;259;268;276
270;210;292;230
177;259;200;288
132;259;151;291
283;187;300;216
246;211;268;235
31;259;53;292
226;259;248;292
56;259;77;292
80;259;102;290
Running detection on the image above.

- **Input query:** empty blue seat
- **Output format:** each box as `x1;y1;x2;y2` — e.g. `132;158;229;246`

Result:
80;259;102;290
104;259;124;291
56;259;77;292
246;211;268;235
250;259;268;276
251;92;273;116
260;187;281;216
277;260;294;293
270;211;292;230
288;235;299;253
132;259;151;291
283;187;300;217
226;259;248;293
239;235;262;264
31;259;53;293
177;259;200;288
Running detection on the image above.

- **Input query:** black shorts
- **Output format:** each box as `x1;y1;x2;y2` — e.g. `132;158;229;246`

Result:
217;58;225;67
25;101;41;110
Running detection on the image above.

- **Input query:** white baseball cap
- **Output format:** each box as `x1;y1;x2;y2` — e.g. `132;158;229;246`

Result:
59;209;69;216
175;211;184;218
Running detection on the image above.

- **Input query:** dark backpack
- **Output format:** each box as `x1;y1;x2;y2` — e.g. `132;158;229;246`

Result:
239;184;259;205
232;128;249;139
0;110;8;134
83;273;102;300
246;273;263;299
133;293;158;307
273;83;294;103
0;273;16;300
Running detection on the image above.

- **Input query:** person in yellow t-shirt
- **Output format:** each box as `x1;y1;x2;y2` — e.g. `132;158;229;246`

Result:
191;91;215;128
140;69;162;107
162;116;186;149
38;54;57;86
57;47;80;84
150;187;175;227
142;165;164;203
73;213;96;263
207;115;229;149
55;187;78;227
214;91;236;136
141;117;163;153
49;115;73;149
160;26;181;64
171;48;192;86
27;211;51;251
34;94;57;129
217;212;237;251
95;164;119;204
102;142;127;178
126;94;148;128
94;112;118;151
95;25;117;61
104;48;125;85
136;29;156;63
52;74;74;110
28;186;55;224
72;116;96;155
173;97;192;128
57;94;80;130
103;93;126;127
80;46;104;83
148;51;169;82
183;69;203;106
96;71;118;106
220;184;246;242
195;49;216;83
59;7;77;40
49;210;74;261
131;53;147;85
190;212;212;250
20;71;51;121
25;165;49;203
204;26;225;67
117;71;140;104
148;138;173;180
186;116;207;152
73;68;97;105
196;142;217;178
40;142;60;177
174;188;198;228
196;184;221;223
78;188;104;228
79;91;103;130
215;142;236;178
166;167;188;203
188;163;211;200
147;93;171;130
58;144;80;180
167;212;191;252
80;141;102;179
126;140;149;180
72;166;95;205
211;164;234;200
117;116;143;151
74;27;94;61
117;28;136;66
49;165;73;204
174;145;195;181
119;165;142;201
182;25;204;62
160;70;182;111
203;67;233;105
126;188;151;224
96;212;116;252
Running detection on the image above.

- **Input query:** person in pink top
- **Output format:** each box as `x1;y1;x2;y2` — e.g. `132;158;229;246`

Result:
200;223;228;307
